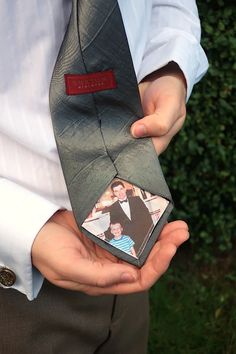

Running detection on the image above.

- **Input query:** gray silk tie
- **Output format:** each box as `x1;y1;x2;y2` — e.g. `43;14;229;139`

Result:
49;0;173;266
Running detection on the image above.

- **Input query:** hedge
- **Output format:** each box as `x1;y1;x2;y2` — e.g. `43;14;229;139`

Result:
160;0;236;260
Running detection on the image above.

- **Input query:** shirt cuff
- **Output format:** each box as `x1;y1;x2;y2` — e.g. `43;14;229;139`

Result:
137;30;209;101
0;178;60;300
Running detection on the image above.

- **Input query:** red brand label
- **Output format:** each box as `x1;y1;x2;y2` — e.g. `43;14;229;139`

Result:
64;70;116;95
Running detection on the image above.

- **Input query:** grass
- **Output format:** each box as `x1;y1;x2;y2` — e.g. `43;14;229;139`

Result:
148;249;236;354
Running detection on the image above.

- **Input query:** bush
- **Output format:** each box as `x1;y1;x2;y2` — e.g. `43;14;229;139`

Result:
160;0;236;261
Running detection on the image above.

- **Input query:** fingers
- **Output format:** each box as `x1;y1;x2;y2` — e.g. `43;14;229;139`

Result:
151;115;186;155
80;241;178;296
138;242;177;289
132;74;186;149
61;258;139;289
158;220;189;249
89;222;189;294
131;105;185;139
33;219;140;294
37;212;189;298
159;220;189;238
53;221;189;296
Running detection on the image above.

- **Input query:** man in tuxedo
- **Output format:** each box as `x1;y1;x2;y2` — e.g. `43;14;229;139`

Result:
108;180;153;253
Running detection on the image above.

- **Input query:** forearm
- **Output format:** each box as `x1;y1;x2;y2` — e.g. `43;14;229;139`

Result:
0;178;60;300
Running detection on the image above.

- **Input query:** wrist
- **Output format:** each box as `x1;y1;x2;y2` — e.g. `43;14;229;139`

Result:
142;61;187;92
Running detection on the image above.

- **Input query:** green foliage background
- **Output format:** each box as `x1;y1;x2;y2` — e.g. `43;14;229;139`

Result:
160;0;236;261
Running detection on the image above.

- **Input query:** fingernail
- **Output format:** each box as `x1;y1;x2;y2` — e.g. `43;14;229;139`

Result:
132;124;147;138
120;272;137;283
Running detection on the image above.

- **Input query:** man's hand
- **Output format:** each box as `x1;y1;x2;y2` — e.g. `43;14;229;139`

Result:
32;210;189;295
131;62;187;155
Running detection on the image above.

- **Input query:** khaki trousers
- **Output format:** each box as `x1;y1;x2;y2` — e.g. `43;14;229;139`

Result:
0;280;149;354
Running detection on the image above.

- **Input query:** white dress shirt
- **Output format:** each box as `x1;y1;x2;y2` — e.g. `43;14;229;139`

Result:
119;200;131;220
0;0;208;300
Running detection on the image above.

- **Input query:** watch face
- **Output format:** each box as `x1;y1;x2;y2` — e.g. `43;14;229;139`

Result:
82;178;169;261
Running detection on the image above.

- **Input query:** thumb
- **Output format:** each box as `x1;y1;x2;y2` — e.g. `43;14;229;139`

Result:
131;110;176;139
70;260;139;288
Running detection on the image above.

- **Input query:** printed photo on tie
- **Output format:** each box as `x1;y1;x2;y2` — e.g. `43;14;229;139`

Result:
82;178;169;265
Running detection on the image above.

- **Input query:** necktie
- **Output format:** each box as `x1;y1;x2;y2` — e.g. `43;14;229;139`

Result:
49;0;173;266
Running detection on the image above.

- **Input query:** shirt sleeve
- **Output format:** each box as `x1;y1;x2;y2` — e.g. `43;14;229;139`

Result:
138;0;209;100
0;178;60;300
128;236;135;248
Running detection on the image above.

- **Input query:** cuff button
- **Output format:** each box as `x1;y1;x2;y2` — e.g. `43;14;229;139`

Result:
0;267;16;287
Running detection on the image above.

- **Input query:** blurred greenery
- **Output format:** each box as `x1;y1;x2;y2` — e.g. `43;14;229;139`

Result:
160;0;236;261
149;1;236;353
149;253;236;354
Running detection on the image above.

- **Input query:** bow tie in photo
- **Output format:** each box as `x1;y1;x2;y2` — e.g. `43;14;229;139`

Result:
119;199;128;204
